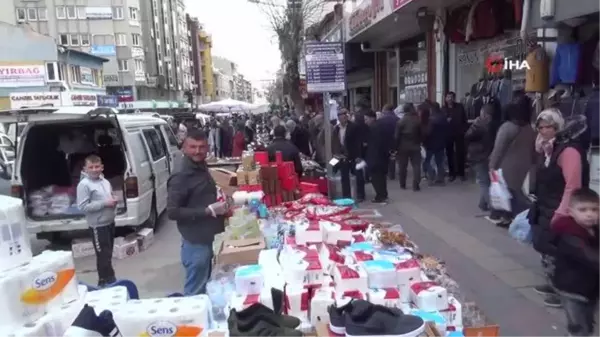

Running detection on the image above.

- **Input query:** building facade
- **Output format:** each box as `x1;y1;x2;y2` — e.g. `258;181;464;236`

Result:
198;28;214;102
186;14;203;106
0;23;108;109
213;69;233;101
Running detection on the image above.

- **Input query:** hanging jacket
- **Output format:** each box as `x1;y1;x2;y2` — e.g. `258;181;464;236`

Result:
525;46;550;93
550;43;581;88
465;0;502;42
584;89;600;146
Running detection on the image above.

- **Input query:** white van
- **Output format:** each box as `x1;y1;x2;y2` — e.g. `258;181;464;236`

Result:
0;107;182;242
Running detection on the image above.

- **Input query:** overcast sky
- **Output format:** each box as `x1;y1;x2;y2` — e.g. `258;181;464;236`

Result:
185;0;282;85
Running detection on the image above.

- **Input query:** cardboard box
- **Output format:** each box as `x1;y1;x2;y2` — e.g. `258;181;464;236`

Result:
217;236;265;265
113;235;139;259
236;169;249;185
71;238;95;259
246;168;261;185
136;228;154;251
210;168;238;186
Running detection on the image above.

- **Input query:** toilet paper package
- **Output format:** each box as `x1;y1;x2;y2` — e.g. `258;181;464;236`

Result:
228;287;274;312
234;265;264;295
367;288;401;308
284;284;309;322
295;220;323;245
440;296;463;329
258;249;280;272
335;289;365;305
309;287;334;326
361;260;397;289
85;285;129;314
321;221;353;245
0;196;33;273
332;264;368;295
281;247;325;287
115;295;211;337
396;258;422;302
0;249;79;327
318;244;344;274
344;250;374;264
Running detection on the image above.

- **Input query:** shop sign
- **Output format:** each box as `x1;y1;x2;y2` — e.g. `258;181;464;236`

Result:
80;67;95;85
115;88;134;102
97;95;118;108
91;45;116;56
85;7;112;20
9;92;60;109
0;65;46;88
348;0;385;37
103;74;119;83
71;93;97;106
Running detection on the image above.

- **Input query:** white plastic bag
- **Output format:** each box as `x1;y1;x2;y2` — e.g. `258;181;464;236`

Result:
508;210;532;244
489;169;512;212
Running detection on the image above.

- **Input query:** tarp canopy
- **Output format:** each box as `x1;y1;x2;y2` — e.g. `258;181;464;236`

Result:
197;99;255;113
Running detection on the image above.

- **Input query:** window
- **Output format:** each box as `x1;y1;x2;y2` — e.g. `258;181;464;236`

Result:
27;8;37;21
66;6;76;19
16;8;26;22
130;133;150;163
142;129;165;161
131;33;141;46
56;6;65;19
38;8;48;21
115;33;127;46
46;62;58;81
59;34;68;45
70;65;81;83
118;60;129;72
77;7;86;19
128;7;138;21
112;7;123;19
135;59;144;72
69;34;79;46
80;34;90;46
162;125;179;147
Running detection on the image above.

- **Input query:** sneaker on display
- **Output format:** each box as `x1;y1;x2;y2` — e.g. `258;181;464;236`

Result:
344;300;425;337
228;311;303;336
63;305;122;337
328;300;355;335
227;288;300;329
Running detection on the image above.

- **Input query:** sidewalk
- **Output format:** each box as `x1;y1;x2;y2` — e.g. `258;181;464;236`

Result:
368;180;566;336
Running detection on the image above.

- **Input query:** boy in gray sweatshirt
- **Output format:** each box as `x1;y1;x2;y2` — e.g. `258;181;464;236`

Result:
76;154;117;286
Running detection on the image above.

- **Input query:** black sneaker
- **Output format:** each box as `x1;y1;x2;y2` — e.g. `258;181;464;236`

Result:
63;305;122;337
229;309;303;336
533;284;555;296
328;300;354;335
344;300;425;336
371;198;388;205
229;288;300;329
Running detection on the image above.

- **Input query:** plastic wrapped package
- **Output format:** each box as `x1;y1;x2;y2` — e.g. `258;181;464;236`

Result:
28;186;53;217
225;208;260;240
48;193;71;215
207;268;238;323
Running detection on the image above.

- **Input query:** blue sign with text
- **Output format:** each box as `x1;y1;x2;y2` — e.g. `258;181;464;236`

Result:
91;45;116;56
97;95;118;107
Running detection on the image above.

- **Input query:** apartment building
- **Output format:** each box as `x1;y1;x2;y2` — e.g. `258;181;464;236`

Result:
233;74;253;103
198;28;214;102
186;14;203;106
138;0;192;101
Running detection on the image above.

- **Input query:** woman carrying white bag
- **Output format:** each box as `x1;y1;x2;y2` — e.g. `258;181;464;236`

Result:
487;96;537;227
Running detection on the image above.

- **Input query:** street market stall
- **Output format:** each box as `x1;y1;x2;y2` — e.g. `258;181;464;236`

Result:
0;150;500;337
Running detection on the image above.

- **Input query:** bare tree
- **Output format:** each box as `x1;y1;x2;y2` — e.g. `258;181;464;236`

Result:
265;71;285;105
251;0;326;115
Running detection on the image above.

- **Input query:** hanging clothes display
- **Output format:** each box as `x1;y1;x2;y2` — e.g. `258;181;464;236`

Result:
550;43;582;87
525;45;550;93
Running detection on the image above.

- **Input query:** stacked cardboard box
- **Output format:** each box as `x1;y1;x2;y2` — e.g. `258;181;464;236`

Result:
253;151;299;206
237;151;262;191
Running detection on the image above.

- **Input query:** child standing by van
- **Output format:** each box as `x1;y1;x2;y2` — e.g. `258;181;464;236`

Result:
76;155;117;287
551;188;599;336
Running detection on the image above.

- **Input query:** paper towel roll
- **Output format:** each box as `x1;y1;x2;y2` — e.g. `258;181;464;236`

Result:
0;195;33;273
114;295;211;337
0;250;79;328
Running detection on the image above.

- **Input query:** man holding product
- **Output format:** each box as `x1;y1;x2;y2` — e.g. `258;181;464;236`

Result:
167;129;229;295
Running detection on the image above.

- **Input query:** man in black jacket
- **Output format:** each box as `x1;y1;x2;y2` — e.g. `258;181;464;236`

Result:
365;110;389;204
267;125;303;177
443;92;468;181
332;108;365;201
167;129;229;295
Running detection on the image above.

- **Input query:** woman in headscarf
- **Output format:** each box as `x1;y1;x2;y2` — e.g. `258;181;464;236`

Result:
488;95;537;226
530;108;589;308
232;121;246;157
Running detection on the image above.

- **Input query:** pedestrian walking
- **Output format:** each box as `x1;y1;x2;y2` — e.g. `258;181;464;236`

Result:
443;91;468;181
394;103;422;191
167;129;229;295
76;155;117;287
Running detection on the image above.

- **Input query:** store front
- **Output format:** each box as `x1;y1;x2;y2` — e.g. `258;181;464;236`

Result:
397;36;429;106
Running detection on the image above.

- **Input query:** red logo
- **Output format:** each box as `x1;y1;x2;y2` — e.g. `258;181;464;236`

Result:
485;54;504;74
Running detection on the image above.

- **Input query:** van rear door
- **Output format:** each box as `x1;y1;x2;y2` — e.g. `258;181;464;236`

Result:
139;128;169;214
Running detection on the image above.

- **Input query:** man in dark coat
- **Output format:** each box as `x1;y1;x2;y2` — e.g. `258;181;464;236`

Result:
442;91;468;181
379;104;400;180
364;110;389;204
267;125;303;177
332;108;364;200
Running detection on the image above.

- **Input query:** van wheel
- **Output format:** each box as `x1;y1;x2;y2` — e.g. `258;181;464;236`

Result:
144;202;158;231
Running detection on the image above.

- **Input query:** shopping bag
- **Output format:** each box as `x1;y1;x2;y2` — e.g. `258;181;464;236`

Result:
508;210;532;244
420;146;426;160
489;169;512;212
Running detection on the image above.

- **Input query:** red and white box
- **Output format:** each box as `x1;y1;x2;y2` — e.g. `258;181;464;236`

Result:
333;264;368;294
361;260;397;289
335;289;365;306
310;286;335;326
344;250;374;265
229;287;274;311
321;221;353;245
351;233;366;243
440;296;463;329
285;284;310;322
367;288;401;308
319;244;345;273
234;265;264;295
395;258;422;301
410;281;448;312
296;220;323;245
282;254;325;287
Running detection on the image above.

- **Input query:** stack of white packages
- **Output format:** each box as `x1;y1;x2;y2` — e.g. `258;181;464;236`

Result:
84;286;130;314
113;295;211;337
0;196;90;336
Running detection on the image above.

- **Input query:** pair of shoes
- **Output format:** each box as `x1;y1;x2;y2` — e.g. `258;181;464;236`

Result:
533;284;555;296
228;288;302;336
371;198;388;205
63;305;121;337
484;215;502;224
328;300;425;336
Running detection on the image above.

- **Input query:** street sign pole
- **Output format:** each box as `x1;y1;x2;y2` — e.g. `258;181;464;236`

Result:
323;92;332;179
